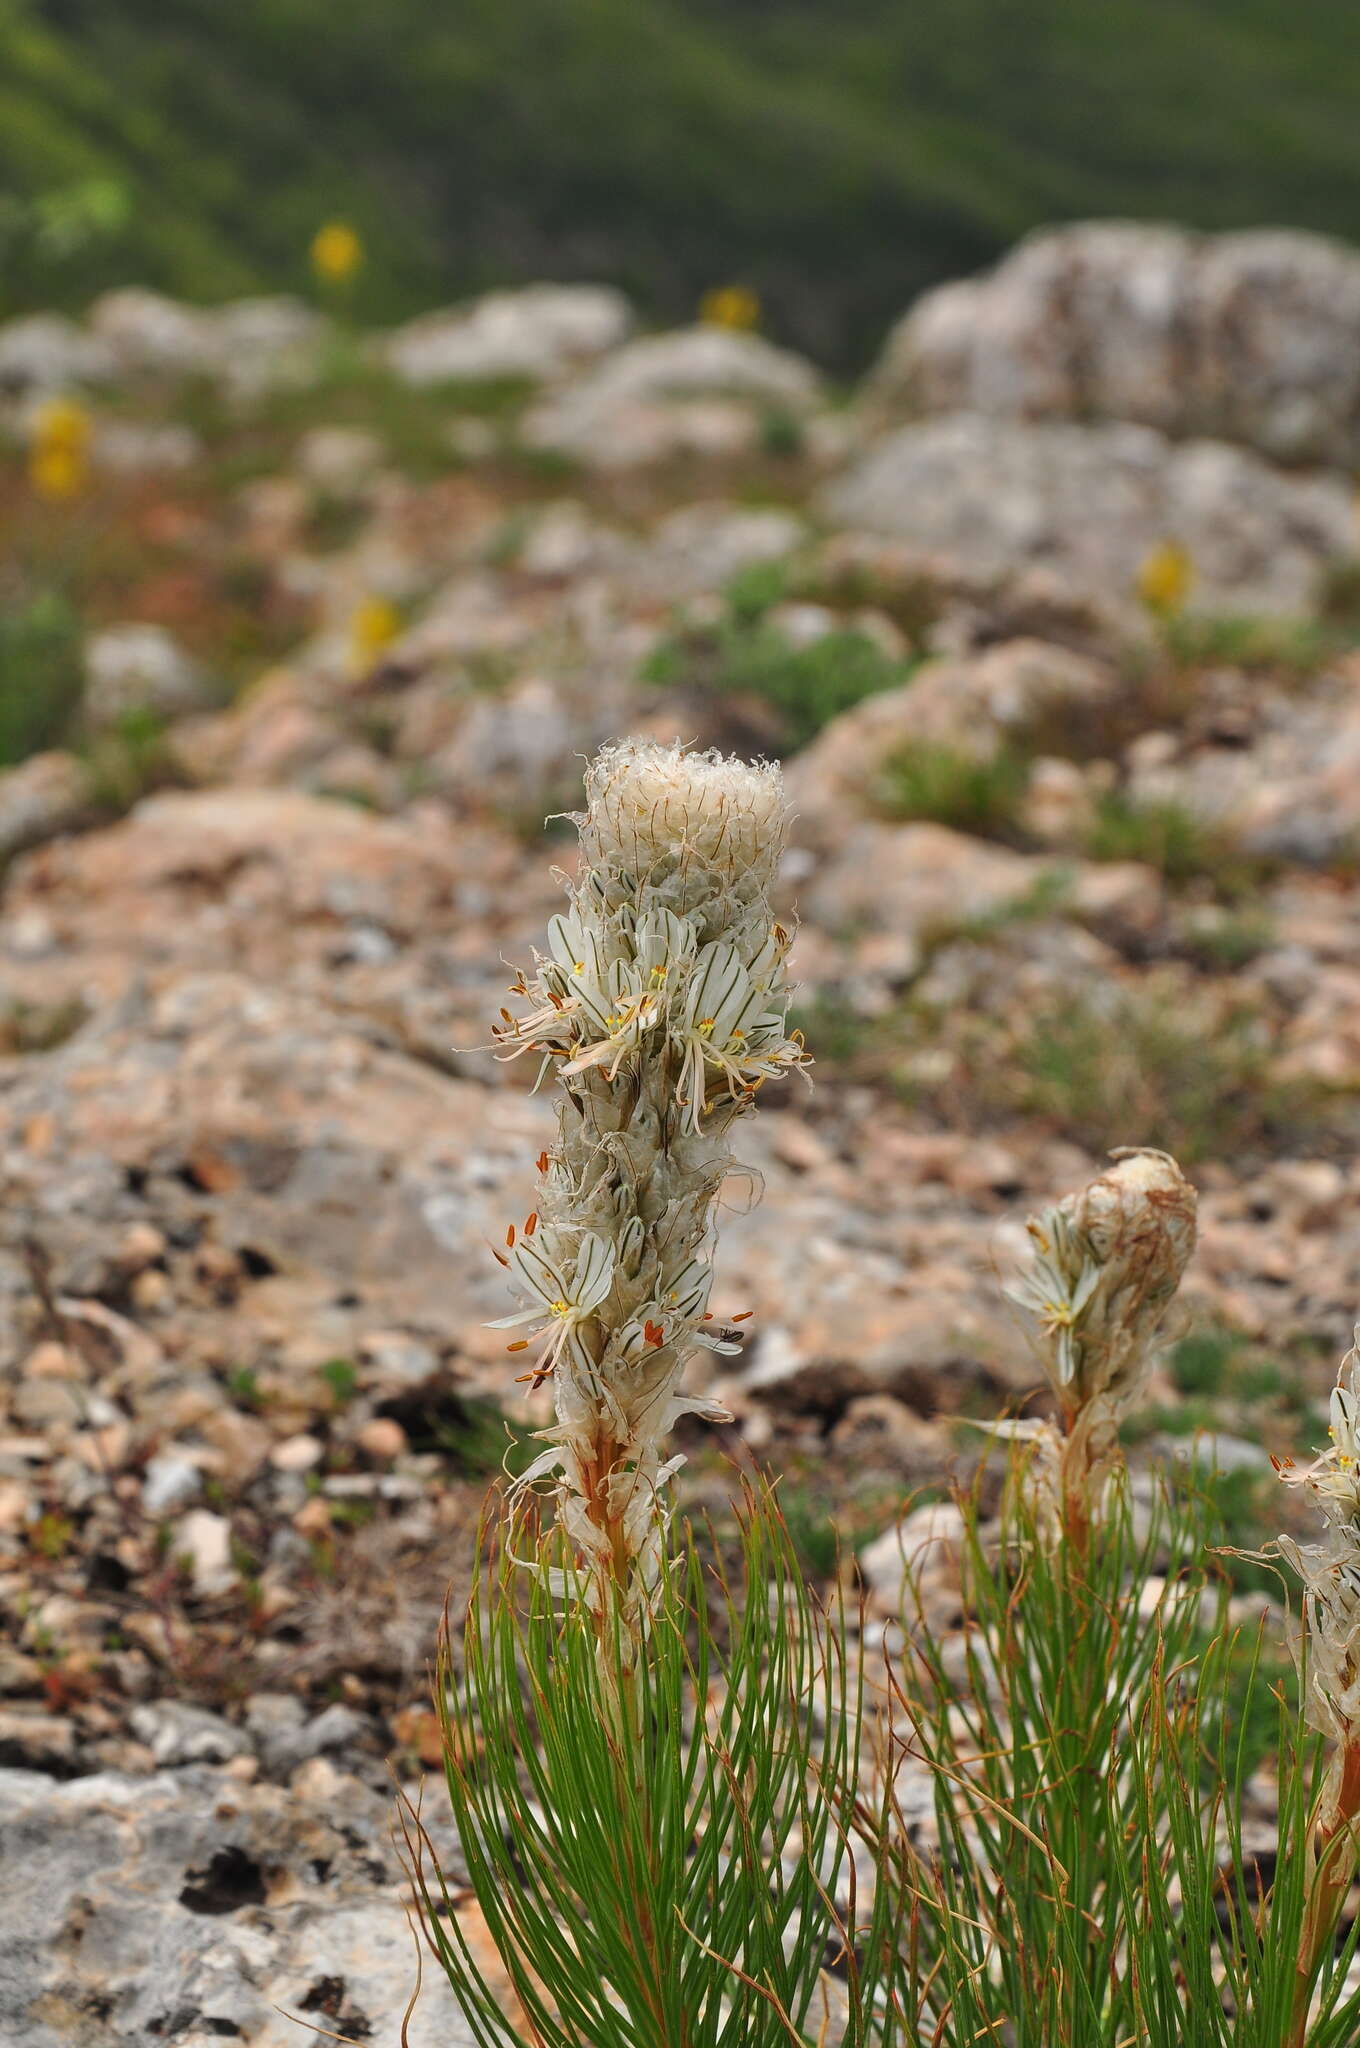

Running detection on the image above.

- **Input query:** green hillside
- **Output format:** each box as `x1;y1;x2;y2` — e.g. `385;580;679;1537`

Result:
4;0;1360;364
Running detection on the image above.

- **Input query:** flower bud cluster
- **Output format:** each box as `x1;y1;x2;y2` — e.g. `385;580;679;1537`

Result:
1010;1147;1198;1425
1277;1335;1360;1820
490;740;807;1608
1001;1148;1197;1542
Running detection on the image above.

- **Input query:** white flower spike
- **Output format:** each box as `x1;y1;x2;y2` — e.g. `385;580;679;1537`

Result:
488;739;807;1617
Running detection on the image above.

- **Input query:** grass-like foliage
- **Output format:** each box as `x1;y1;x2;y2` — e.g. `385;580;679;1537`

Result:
875;1461;1359;2043
405;1488;905;2047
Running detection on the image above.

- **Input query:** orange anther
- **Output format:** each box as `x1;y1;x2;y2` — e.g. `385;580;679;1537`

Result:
525;1212;539;1236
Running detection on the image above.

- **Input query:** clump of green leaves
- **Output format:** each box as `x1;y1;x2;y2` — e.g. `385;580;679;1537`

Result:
1161;610;1345;682
879;741;1030;841
83;706;184;814
644;598;911;752
0;589;85;767
1085;790;1271;896
1014;984;1322;1164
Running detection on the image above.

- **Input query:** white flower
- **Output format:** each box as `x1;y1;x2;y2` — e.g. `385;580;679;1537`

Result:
1276;1335;1360;1533
1007;1212;1101;1385
488;1230;615;1387
674;938;805;1134
1276;1334;1360;1822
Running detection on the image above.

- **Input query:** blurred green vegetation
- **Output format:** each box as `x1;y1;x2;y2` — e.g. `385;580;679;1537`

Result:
0;588;83;766
4;0;1360;362
646;609;911;751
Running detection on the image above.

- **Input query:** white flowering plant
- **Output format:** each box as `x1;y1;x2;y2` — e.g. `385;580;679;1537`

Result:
877;1165;1360;2046
407;737;1360;2047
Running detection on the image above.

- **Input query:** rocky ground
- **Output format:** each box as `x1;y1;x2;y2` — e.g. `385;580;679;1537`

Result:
4;223;1360;2043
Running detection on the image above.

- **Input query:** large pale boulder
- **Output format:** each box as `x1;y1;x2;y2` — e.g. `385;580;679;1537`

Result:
383;282;633;385
869;222;1360;465
0;313;114;395
0;1763;476;2047
822;414;1353;613
523;324;822;468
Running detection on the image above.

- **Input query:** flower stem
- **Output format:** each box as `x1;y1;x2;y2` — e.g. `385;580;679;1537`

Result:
1287;1757;1360;2048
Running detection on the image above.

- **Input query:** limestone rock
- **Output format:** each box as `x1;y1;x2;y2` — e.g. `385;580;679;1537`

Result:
0;751;93;864
0;1763;476;2046
84;625;213;730
524;324;821;468
0;313;114;394
787;637;1119;838
822;413;1352;613
870;221;1360;465
384;282;633;385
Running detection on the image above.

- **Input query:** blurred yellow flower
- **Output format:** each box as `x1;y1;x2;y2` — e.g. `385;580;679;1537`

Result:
349;595;401;672
1137;541;1193;614
28;396;92;500
311;220;364;288
700;284;760;332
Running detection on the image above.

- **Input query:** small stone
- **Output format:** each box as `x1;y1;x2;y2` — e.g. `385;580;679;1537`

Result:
0;1708;77;1771
173;1508;236;1596
355;1417;406;1461
359;1330;439;1390
24;1341;82;1382
117;1222;168;1273
290;1754;344;1802
129;1267;173;1314
84;623;213;729
859;1499;968;1623
129;1698;252;1765
269;1433;324;1474
141;1452;203;1517
292;1496;332;1538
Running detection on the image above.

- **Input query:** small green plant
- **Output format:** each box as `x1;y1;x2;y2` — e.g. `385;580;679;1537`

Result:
226;1365;265;1411
319;1357;359;1405
1162;610;1343;680
1172;1328;1242;1398
790;557;942;650
723;556;791;623
757;405;804;459
0;589;85;766
1177;903;1278;970
84;706;183;814
1015;983;1320;1163
645;612;910;751
1086;789;1269;894
879;741;1031;841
